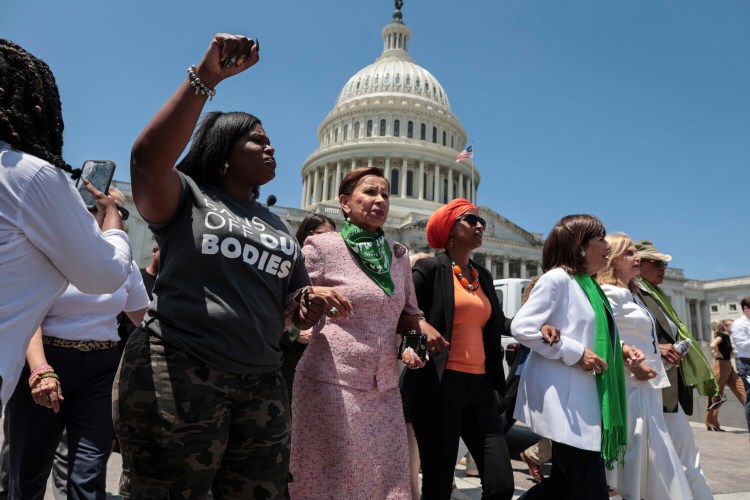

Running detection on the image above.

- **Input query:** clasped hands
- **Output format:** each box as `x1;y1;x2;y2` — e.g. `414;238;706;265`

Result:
578;343;646;376
296;286;352;327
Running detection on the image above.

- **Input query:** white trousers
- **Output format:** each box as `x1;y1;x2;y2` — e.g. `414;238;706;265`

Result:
663;405;714;500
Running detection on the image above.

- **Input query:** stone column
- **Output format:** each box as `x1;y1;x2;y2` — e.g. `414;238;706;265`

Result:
301;174;308;208
384;158;391;194
458;172;464;198
485;255;492;274
418;160;425;200
335;161;342;195
351;159;357;173
433;164;440;203
520;261;528;279
322;164;330;201
448;168;454;200
400;159;408;197
503;258;510;279
537;263;543;276
368;157;373;169
312;168;320;204
694;300;704;341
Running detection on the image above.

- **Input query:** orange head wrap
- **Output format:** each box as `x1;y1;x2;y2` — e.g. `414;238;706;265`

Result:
425;198;477;249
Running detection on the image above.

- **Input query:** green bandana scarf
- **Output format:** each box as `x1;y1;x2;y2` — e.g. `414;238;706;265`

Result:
573;273;627;470
639;279;719;397
341;220;394;296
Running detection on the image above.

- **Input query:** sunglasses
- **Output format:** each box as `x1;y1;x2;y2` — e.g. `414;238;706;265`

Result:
458;214;486;227
642;258;668;268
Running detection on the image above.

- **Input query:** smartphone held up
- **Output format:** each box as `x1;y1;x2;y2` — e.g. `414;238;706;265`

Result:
75;160;116;209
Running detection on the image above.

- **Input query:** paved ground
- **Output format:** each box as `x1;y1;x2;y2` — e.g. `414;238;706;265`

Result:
451;421;750;499
9;344;749;499
19;419;746;499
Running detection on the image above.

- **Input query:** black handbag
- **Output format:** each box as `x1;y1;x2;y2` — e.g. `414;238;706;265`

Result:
398;330;428;361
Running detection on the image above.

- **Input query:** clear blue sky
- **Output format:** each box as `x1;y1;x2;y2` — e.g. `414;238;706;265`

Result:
4;0;748;280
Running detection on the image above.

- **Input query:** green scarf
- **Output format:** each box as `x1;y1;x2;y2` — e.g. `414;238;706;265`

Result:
639;279;719;397
573;273;627;470
340;220;394;296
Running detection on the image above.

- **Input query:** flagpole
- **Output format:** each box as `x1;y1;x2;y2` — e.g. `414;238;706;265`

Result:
470;141;475;205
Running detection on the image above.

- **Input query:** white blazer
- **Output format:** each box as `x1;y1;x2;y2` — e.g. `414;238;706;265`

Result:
511;268;602;451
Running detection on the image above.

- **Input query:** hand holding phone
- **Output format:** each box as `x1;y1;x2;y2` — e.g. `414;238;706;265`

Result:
76;160;116;209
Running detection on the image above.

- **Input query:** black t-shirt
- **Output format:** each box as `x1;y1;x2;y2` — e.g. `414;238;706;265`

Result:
717;332;733;360
146;173;310;374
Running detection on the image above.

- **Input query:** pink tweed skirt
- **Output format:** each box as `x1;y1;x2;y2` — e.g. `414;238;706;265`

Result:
289;373;411;499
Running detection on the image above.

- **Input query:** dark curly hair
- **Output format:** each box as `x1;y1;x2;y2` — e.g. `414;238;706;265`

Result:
177;111;262;198
0;39;78;177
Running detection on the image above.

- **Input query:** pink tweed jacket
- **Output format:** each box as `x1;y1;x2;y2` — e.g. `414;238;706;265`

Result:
296;231;422;392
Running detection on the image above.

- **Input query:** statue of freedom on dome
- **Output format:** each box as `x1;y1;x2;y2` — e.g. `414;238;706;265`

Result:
393;0;404;22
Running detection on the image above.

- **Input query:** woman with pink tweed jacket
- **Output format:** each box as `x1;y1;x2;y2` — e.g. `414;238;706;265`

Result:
289;167;424;499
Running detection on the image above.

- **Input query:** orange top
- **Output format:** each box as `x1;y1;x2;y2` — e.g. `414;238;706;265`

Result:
445;274;491;374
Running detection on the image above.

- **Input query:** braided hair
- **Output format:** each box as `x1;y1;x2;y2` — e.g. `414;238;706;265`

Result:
0;39;79;177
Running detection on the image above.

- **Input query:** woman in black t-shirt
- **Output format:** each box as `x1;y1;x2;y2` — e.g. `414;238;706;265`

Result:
706;319;747;431
113;34;335;499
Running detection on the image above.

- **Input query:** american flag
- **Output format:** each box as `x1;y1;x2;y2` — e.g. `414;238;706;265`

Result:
455;145;473;162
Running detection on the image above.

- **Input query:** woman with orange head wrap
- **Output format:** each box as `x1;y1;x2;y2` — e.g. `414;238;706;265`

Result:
403;198;515;499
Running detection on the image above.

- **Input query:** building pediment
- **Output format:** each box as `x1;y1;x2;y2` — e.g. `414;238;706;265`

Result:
478;207;543;247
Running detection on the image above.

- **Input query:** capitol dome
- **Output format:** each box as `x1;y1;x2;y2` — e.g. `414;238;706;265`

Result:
335;25;451;112
300;4;479;219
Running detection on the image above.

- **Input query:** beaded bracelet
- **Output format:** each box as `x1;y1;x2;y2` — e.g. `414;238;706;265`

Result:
187;65;216;100
28;364;53;385
29;370;58;388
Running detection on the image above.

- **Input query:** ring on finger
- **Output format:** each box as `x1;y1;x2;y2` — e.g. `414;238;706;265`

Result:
327;306;338;317
224;55;238;68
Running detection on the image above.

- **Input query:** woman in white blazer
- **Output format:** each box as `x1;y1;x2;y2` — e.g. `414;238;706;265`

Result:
598;233;691;500
511;215;643;500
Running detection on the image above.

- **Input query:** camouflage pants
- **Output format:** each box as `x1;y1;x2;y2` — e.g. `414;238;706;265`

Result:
113;328;290;500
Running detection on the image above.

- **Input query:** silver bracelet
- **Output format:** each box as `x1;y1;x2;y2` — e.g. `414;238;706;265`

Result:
187;65;216;100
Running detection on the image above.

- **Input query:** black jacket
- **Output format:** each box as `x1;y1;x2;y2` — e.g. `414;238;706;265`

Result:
635;286;694;414
403;252;509;401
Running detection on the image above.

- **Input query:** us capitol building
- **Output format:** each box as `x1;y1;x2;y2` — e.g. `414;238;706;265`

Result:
113;3;748;342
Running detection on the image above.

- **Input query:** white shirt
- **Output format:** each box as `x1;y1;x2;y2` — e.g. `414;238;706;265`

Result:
731;314;750;359
42;261;150;342
0;143;131;405
602;284;669;389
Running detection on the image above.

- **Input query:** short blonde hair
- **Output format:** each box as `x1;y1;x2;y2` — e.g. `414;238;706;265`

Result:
597;232;636;290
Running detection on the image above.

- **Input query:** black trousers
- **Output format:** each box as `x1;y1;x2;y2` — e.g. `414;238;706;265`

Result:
6;344;120;500
409;370;514;500
522;441;608;500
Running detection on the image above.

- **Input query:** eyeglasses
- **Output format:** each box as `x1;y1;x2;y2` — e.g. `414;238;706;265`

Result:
117;205;130;221
642;258;668;268
458;214;486;227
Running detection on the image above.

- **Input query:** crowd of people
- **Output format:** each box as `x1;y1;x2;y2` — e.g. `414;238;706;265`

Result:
1;33;749;500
